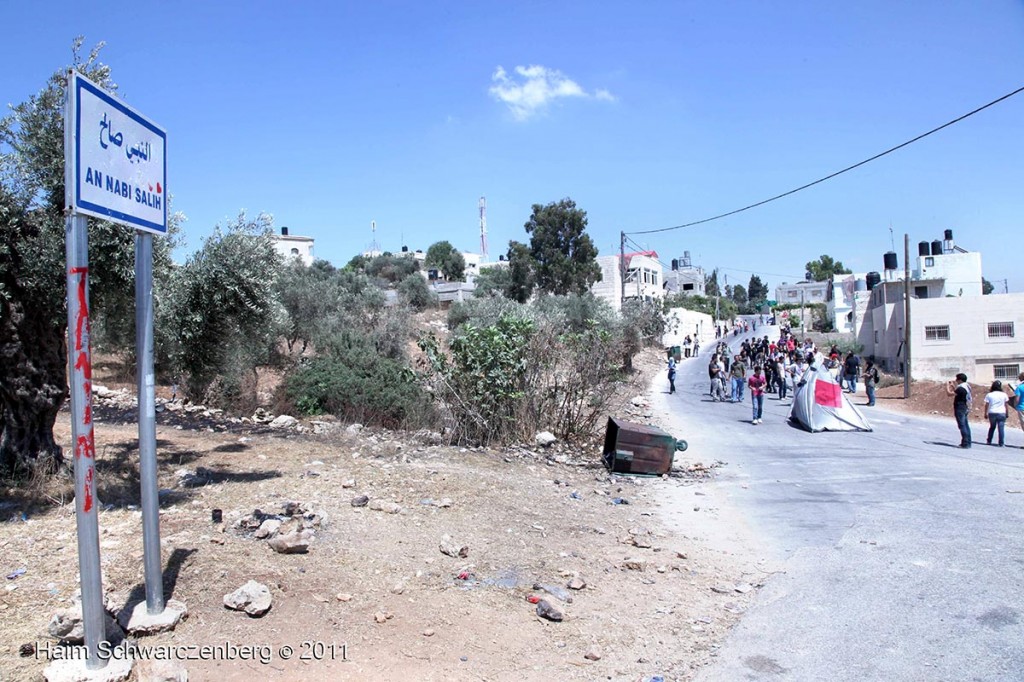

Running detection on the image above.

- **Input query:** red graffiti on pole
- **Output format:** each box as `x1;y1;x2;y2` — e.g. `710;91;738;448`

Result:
69;266;96;512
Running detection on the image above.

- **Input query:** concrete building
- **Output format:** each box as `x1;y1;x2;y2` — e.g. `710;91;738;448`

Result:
827;274;872;337
664;251;706;296
592;252;664;311
775;280;828;306
866;285;1024;383
272;227;315;266
856;232;1021;383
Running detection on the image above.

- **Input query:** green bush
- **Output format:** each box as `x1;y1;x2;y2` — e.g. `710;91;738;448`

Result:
397;273;434;311
286;341;432;429
420;316;534;444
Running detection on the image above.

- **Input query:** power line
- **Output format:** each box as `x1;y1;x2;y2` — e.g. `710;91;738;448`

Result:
629;84;1024;236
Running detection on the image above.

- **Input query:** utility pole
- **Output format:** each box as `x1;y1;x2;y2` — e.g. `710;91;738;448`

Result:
903;234;912;399
619;231;626;307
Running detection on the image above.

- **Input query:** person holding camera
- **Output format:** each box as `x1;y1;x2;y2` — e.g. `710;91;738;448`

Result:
945;373;972;448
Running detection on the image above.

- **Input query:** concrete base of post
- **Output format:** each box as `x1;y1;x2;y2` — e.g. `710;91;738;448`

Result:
120;599;187;635
43;652;132;682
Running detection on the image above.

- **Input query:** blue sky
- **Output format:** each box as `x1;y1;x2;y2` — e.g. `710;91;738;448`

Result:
3;1;1023;294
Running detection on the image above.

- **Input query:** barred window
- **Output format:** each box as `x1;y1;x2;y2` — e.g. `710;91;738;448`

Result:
987;322;1015;338
925;325;950;341
994;364;1020;380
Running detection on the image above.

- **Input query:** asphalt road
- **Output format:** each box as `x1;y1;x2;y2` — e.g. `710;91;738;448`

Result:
657;324;1024;682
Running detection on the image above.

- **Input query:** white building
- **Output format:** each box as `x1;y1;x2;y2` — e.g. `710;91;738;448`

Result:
857;232;1021;383
866;285;1024;383
827;274;872;336
776;280;828;306
664;251;706;296
272;227;315;266
591;252;664;311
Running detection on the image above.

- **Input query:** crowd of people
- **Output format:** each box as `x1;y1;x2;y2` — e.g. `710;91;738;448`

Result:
673;321;882;426
670;318;1024;445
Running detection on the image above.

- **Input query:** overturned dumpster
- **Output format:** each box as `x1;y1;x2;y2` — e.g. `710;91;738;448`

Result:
602;417;687;476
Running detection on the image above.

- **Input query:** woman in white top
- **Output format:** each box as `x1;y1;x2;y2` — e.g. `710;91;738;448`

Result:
984;380;1009;447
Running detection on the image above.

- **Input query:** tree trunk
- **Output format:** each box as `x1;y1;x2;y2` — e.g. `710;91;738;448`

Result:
0;296;67;477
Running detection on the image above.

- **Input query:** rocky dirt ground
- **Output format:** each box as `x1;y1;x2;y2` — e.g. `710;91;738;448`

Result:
0;349;763;682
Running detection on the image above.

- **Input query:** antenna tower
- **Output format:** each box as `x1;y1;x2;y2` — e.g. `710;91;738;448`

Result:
479;197;488;262
369;220;381;255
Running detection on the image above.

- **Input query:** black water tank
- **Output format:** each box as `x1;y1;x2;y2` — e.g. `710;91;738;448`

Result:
866;272;881;290
401;245;409;253
944;229;953;240
671;259;679;271
931;240;942;255
281;226;289;236
918;241;930;257
883;252;898;271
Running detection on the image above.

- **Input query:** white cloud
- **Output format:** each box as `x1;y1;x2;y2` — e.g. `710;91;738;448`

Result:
489;65;614;121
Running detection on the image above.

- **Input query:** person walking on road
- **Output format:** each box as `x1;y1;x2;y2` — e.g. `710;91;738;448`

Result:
862;360;879;407
667;355;677;394
730;356;747;403
843;352;861;394
946;373;972;448
749;365;767;424
983;381;1009;446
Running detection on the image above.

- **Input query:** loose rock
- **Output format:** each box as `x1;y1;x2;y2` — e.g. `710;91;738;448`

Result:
567;577;587;591
350;495;369;508
535;431;558;447
269;415;298;429
223;580;272;617
368;500;401;514
254;519;282;539
584;645;603;661
268;531;312;554
535;599;563;622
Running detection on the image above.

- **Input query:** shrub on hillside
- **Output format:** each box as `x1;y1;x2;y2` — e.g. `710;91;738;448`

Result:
398;273;435;311
285;341;433;429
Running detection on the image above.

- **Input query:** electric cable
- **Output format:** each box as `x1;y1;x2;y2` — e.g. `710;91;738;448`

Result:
628;84;1024;236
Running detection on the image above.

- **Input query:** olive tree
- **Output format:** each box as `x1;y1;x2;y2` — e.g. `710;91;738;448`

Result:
162;212;283;403
0;41;179;477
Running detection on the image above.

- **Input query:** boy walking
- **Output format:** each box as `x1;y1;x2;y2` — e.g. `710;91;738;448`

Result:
749;366;767;424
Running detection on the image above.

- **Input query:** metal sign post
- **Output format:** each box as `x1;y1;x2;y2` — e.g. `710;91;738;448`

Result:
135;231;163;613
65;214;107;670
63;69;171;664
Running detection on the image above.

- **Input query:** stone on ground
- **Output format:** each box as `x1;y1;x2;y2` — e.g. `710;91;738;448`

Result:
120;599;188;635
44;652;133;682
223;580;272;616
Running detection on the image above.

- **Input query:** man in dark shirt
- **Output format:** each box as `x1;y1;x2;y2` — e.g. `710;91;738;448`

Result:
946;373;972;448
843;353;861;394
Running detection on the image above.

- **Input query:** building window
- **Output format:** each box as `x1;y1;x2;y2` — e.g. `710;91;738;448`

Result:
290;248;299;255
874;331;879;344
683;283;694;291
788;291;798;299
924;325;950;341
994;364;1020;380
987;322;1015;338
925;257;934;267
914;286;928;299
